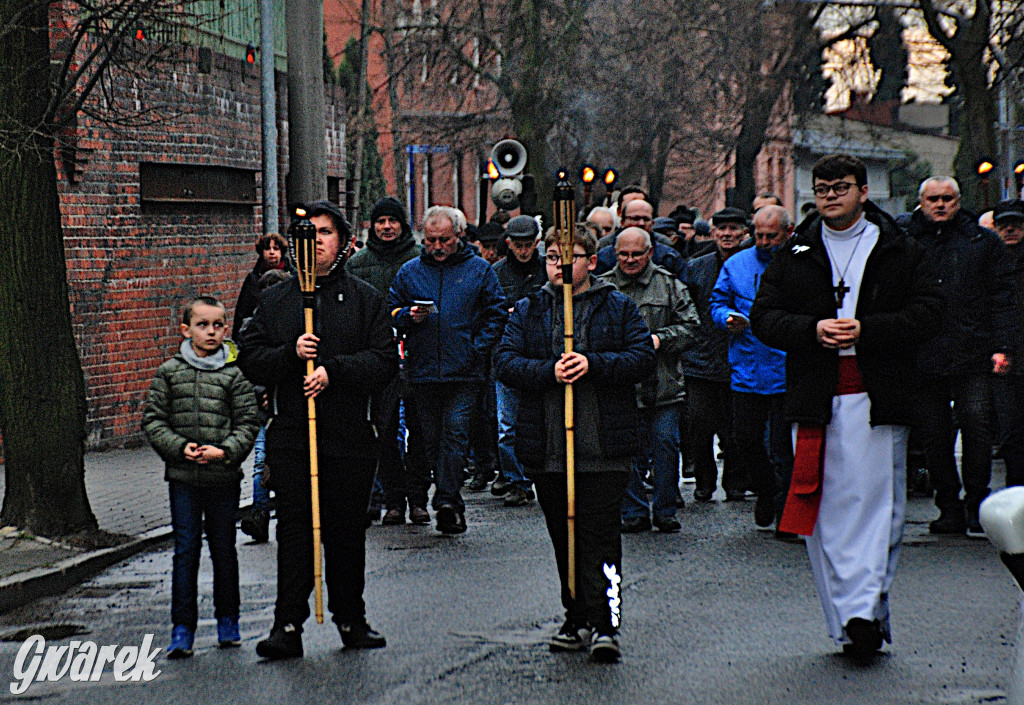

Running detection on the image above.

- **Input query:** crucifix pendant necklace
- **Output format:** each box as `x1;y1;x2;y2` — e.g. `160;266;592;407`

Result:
822;224;866;308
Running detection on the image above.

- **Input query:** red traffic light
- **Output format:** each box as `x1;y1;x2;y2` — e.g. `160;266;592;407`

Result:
135;21;145;40
246;45;257;64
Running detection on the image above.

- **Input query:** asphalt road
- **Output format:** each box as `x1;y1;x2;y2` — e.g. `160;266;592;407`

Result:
0;486;1018;705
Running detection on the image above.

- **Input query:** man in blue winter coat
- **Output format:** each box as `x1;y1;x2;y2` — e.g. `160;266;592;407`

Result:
388;206;507;534
709;205;794;533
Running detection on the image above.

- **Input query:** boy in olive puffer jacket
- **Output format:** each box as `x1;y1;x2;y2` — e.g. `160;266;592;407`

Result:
143;296;259;659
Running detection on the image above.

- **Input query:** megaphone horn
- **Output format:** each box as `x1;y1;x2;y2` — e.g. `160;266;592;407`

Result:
490;139;527;178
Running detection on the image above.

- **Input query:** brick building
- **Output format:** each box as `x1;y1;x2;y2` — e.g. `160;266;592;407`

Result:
50;5;346;450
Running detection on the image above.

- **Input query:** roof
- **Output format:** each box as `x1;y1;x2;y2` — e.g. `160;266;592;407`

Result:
792;129;907;161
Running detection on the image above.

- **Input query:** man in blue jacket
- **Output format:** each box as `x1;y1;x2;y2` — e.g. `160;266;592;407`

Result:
709;206;793;531
388;206;507;534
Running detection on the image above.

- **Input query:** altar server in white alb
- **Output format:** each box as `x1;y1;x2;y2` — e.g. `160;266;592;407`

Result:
749;153;941;657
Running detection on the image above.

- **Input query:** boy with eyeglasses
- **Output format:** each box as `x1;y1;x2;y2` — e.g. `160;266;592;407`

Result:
494;224;656;663
749;153;942;658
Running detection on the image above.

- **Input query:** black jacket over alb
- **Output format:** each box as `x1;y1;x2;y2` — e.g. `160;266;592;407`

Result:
749;204;942;427
236;267;398;459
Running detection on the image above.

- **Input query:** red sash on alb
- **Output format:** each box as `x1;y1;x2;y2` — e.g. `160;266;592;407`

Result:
778;357;865;536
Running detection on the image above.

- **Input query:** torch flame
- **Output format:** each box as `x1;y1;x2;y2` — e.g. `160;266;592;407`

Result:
487;161;499;180
1015;162;1024;175
295;207;307;217
582;166;595;184
604;169;617;186
978;161;994;175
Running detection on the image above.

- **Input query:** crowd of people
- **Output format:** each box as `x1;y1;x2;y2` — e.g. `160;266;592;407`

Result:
141;151;1024;666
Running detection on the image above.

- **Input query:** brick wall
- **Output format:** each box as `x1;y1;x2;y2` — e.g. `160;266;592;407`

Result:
55;47;346;450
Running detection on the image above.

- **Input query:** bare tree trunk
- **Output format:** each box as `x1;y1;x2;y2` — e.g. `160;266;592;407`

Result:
919;0;999;212
0;0;96;535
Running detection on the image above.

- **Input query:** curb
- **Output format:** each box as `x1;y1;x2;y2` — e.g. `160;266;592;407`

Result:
0;526;173;616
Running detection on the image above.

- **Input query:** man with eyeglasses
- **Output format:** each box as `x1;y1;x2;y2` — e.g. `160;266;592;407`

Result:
599;227;700;533
594;200;686;278
387;206;507;534
902;176;1016;537
750;153;942;658
709;206;790;533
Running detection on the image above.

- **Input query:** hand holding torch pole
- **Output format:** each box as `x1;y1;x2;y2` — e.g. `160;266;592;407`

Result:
290;208;325;624
553;170;578;599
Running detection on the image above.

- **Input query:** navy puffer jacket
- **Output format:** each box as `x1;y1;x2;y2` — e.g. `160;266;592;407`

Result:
494;280;656;469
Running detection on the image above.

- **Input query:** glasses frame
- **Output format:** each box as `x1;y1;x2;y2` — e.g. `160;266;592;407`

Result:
544;253;588;264
811;180;857;198
615;247;651;261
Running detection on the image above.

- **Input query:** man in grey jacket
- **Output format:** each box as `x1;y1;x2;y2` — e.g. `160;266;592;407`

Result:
600;227;700;532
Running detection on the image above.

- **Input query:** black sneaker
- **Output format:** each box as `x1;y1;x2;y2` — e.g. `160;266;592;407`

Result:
652;516;682;533
503;486;533;507
466;473;492;492
338;621;386;649
754;496;774;530
490;478;510;496
929;509;966;535
693;488;714;503
436;507;467;534
549;620;585;652
621;516;651;533
589;632;621;663
256;623;303;660
843;618;882;658
241;508;270;543
966;515;985;539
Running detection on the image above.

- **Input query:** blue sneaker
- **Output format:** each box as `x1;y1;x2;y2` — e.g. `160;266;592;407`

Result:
217;616;241;648
167;625;194;659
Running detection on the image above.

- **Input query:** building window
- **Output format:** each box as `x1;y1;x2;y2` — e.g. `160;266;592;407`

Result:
139;163;257;215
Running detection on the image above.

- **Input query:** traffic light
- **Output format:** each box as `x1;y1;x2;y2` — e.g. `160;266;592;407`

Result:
1015;161;1024;197
135;21;145;40
246;45;257;64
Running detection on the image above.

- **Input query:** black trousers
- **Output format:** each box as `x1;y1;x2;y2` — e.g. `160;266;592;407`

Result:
467;378;499;477
732;391;792;520
533;472;629;636
686;376;741;495
379;395;431;510
266;451;376;629
1001;375;1024;487
916;373;993;514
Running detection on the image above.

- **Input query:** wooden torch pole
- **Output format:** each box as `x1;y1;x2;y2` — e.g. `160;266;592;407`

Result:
553;170;577;598
290;210;325;624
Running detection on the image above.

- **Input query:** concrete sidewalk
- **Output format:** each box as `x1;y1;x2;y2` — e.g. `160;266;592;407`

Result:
0;447;254;614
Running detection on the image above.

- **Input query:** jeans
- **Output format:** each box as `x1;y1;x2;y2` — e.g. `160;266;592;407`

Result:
732;391;793;521
534;472;630;635
267;451;376;628
622;403;682;520
495;379;531;491
253;425;270;512
917;373;993;514
468;379;499;477
415;382;478;512
168;481;241;630
686;376;741;495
